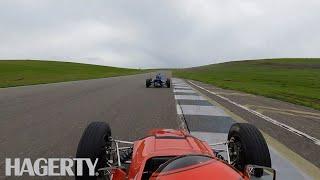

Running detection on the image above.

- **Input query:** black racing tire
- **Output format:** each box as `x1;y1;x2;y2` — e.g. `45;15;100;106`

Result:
76;122;112;180
228;123;271;177
146;79;151;88
166;78;171;88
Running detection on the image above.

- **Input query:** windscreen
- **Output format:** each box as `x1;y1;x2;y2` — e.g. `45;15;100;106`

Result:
155;155;212;174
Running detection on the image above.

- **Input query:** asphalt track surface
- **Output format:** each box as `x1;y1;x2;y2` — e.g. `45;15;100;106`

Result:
0;72;319;179
0;72;178;179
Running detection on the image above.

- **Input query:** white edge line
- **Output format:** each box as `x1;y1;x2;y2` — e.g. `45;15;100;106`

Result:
188;80;320;146
174;89;190;132
176;104;182;115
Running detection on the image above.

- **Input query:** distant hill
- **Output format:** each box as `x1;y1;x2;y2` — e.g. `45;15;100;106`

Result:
174;58;320;110
0;60;145;88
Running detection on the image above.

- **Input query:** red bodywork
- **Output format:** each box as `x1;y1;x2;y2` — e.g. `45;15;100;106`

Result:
112;129;248;180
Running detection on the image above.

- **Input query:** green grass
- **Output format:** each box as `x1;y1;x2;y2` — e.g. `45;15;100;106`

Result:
173;58;320;110
0;60;146;88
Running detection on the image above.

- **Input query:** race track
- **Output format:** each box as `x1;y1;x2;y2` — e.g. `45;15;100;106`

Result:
0;72;319;179
172;78;318;180
0;72;177;179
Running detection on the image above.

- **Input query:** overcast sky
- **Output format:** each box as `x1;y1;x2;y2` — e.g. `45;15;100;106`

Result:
0;0;319;68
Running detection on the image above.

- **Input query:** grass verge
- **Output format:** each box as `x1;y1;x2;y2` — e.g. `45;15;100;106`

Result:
173;58;320;110
0;60;146;88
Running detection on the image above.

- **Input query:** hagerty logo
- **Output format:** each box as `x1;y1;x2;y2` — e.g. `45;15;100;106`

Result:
5;158;98;176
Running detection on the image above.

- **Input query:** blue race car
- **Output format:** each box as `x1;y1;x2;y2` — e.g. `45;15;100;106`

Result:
146;73;171;88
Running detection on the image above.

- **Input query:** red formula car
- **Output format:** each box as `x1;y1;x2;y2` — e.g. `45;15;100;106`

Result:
76;122;275;180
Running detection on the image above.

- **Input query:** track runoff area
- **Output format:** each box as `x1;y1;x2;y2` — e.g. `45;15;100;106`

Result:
171;78;315;180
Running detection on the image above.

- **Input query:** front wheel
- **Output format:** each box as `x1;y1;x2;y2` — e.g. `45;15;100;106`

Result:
146;79;151;88
166;78;171;88
228;123;271;177
76;122;112;180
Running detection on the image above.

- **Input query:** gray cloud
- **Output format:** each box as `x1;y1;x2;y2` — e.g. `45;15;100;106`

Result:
0;0;319;68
